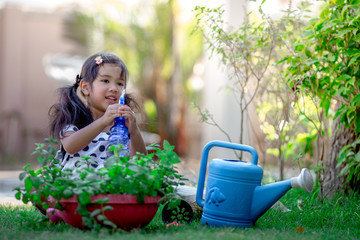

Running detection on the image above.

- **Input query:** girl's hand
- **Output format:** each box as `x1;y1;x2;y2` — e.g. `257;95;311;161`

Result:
118;105;147;156
118;105;139;135
100;104;123;128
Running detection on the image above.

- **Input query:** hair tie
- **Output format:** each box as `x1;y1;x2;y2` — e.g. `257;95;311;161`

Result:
75;74;82;86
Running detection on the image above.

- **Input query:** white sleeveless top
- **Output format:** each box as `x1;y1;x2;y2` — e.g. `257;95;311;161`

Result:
59;125;110;176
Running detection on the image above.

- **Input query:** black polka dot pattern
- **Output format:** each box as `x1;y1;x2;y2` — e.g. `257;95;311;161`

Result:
91;162;99;168
59;125;117;174
99;145;105;152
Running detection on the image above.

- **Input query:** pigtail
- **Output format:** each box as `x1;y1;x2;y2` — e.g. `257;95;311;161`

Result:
125;93;141;113
48;85;93;140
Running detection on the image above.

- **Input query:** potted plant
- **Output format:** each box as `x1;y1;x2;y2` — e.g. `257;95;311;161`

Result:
15;138;186;231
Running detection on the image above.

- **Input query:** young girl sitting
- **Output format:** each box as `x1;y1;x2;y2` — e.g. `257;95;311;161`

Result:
48;52;147;174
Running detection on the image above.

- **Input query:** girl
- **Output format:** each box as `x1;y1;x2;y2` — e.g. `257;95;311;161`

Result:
49;52;146;173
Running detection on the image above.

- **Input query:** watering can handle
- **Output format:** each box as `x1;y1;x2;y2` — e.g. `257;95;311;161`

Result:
196;140;258;208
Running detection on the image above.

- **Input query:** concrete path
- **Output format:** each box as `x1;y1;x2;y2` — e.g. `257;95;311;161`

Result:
0;171;25;205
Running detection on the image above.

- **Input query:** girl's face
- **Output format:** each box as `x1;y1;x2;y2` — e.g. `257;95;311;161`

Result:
82;63;125;118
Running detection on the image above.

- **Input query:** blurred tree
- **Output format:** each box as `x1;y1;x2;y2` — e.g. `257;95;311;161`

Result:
284;0;360;197
192;1;333;182
255;1;331;181
63;0;203;153
193;6;274;160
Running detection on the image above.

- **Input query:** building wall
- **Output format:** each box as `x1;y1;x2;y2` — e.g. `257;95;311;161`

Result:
0;5;78;165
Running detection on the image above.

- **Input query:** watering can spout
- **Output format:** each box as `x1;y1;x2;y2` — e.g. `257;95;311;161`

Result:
290;168;314;193
251;168;313;223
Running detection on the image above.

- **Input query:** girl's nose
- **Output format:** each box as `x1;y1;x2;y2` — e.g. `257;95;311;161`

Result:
109;83;119;92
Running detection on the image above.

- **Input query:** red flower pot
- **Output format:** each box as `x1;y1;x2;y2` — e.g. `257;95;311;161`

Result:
54;194;161;231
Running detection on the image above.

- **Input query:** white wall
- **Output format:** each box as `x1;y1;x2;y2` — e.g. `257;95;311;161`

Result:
200;0;250;162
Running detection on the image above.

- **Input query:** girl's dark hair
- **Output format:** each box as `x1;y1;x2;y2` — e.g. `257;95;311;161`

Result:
49;52;140;139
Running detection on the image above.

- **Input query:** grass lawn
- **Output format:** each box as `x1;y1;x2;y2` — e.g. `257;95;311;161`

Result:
1;189;359;240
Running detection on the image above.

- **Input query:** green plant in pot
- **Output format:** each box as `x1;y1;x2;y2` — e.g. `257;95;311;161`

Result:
15;138;186;231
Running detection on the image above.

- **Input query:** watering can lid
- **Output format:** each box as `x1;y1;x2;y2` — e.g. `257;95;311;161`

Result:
209;158;263;182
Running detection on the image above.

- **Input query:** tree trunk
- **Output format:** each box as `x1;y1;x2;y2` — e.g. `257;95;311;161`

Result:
322;114;358;198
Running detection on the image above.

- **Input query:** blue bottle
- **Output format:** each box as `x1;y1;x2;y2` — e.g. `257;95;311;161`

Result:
107;90;130;157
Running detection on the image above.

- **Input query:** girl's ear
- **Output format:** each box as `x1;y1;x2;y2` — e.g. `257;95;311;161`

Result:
79;80;90;96
77;80;89;107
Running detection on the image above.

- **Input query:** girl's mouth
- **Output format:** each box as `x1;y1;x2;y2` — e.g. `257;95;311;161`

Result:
105;96;117;104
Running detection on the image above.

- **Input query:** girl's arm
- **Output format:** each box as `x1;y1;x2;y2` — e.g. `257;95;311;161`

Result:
62;104;122;154
61;120;107;154
129;126;147;156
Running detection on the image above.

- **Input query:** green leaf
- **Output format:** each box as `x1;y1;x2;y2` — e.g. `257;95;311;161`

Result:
103;220;116;228
334;104;347;120
355;112;360;134
78;193;91;205
97;214;107;221
15;192;21;200
23;164;31;171
295;44;305;51
19;172;27;181
102;206;113;211
339;163;351;176
354;151;360;162
348;54;360;66
302;29;314;37
93;198;109;204
54;202;64;211
24;177;33;192
351;95;360;106
266;148;279;157
336;28;355;38
327;53;335;62
90;209;102;217
30;176;43;189
321;98;331;116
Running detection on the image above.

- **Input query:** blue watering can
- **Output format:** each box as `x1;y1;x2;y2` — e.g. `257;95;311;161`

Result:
196;141;313;227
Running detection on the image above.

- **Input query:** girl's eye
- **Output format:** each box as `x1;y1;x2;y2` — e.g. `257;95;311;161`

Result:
102;79;109;83
117;82;124;86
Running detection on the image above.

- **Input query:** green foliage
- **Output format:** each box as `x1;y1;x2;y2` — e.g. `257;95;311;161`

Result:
337;137;360;191
282;0;360;192
14;139;185;230
253;1;330;174
284;0;360;133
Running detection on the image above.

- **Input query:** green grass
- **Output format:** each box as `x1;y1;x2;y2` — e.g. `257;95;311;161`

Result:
1;189;359;240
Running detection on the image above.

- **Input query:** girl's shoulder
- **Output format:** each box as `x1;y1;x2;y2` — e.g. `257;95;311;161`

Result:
59;124;79;139
63;124;79;133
